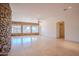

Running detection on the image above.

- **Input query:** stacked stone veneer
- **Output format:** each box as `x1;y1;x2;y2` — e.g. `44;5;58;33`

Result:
0;3;12;55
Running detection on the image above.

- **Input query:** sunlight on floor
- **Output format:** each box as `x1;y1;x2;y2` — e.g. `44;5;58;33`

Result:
11;36;39;47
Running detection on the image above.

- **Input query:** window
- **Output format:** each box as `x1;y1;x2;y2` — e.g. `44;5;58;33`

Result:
23;25;31;33
32;25;38;33
12;25;21;33
12;22;39;35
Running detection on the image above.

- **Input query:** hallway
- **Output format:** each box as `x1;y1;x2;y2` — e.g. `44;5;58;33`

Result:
8;36;79;56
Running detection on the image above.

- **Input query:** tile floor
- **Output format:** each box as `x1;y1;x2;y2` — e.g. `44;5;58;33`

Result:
8;36;79;56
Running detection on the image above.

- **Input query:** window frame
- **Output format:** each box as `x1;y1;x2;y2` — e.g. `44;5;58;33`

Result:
12;21;39;36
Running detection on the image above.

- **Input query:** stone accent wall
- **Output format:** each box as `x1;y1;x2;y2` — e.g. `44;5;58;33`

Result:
0;3;11;55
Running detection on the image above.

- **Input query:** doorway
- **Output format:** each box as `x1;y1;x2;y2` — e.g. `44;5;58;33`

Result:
56;21;65;39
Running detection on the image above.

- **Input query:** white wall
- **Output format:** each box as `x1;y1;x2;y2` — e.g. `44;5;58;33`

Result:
40;18;57;39
40;4;79;42
64;7;79;42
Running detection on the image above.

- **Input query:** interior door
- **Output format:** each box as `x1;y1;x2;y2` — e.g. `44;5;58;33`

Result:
59;22;64;39
56;21;64;39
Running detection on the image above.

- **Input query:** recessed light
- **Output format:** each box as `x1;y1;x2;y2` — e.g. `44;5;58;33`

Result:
68;6;72;9
64;6;72;11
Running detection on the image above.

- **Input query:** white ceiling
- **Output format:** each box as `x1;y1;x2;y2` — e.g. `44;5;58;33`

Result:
10;3;79;21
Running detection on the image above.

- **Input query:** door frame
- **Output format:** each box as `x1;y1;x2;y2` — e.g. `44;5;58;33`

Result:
56;21;65;39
